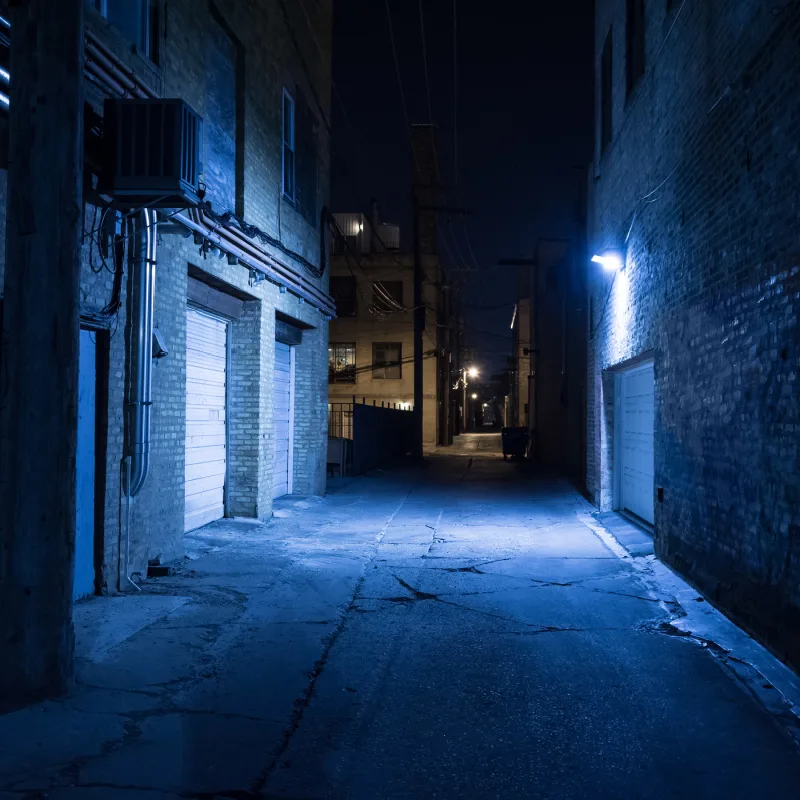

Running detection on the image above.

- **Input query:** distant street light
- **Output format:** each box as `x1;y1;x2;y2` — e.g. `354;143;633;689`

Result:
471;393;478;400
467;367;479;378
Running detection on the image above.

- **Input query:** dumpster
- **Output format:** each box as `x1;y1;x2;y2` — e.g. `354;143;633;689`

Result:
501;426;528;460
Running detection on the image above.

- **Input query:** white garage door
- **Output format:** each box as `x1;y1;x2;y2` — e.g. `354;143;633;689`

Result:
617;361;655;525
185;307;228;531
272;341;295;499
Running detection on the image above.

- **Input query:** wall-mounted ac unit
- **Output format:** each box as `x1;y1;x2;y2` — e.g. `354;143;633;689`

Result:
101;98;202;207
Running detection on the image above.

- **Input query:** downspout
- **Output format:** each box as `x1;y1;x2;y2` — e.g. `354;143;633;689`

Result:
129;208;157;497
122;209;156;591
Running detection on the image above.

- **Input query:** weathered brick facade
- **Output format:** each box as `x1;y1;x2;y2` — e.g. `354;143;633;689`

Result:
0;0;333;591
588;1;800;666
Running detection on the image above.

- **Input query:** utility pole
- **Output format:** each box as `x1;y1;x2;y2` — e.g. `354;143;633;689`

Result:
0;0;85;709
412;191;424;460
498;256;539;458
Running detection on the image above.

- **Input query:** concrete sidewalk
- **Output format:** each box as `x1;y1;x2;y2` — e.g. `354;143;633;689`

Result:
0;471;418;799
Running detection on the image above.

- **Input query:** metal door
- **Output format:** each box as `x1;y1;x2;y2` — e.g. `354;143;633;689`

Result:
616;361;655;525
74;329;96;600
272;342;295;499
185;307;228;531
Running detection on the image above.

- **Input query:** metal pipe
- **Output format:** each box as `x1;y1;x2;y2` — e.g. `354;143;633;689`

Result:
85;32;151;98
175;211;335;316
128;209;156;497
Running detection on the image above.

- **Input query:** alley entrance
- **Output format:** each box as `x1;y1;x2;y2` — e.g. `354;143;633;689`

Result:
2;433;799;798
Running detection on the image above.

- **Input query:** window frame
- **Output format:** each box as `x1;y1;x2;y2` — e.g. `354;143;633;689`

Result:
328;342;357;384
92;0;160;65
372;280;404;311
372;342;403;380
600;28;613;153
330;276;358;317
626;0;645;98
282;88;296;202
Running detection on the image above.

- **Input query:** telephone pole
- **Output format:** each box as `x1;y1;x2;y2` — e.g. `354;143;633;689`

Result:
0;0;85;709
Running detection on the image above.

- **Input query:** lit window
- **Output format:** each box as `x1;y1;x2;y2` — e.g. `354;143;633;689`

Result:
282;89;296;201
92;0;160;64
329;343;356;384
373;343;402;380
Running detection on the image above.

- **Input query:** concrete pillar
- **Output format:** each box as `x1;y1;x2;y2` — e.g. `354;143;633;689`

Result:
0;0;85;709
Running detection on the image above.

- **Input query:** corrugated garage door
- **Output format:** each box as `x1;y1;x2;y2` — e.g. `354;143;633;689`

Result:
618;361;655;525
272;341;295;499
185;307;228;531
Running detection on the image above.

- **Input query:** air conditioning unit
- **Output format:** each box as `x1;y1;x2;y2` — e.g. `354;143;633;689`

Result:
101;98;202;207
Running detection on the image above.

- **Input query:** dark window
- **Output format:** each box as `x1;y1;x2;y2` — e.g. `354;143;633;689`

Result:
333;234;358;255
294;92;318;229
626;0;645;96
373;342;402;380
330;276;357;317
93;0;160;64
329;343;356;384
282;89;295;201
204;7;242;215
600;29;613;152
372;281;403;312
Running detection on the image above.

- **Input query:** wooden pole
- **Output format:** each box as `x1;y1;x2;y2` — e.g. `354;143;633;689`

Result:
0;0;85;709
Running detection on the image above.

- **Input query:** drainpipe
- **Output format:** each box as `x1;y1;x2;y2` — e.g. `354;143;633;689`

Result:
129;208;157;497
121;209;156;591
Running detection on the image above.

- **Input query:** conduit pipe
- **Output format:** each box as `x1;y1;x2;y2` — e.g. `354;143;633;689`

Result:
128;209;157;497
194;208;332;307
85;31;152;99
177;210;336;316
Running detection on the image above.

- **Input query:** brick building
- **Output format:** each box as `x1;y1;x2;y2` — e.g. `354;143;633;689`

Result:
0;0;334;600
327;209;446;448
588;1;800;666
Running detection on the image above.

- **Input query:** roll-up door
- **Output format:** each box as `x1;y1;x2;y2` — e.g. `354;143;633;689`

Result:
185;307;228;531
617;361;655;525
272;341;295;499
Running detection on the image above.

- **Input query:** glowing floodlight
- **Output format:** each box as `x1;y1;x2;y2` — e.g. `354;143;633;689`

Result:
591;249;625;272
467;367;479;378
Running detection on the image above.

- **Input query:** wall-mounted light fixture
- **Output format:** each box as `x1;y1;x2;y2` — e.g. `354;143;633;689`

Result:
591;248;626;272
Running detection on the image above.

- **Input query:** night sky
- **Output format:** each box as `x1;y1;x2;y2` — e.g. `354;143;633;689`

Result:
330;1;594;373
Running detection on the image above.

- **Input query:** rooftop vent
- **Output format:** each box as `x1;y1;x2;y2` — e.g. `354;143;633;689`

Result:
101;98;202;207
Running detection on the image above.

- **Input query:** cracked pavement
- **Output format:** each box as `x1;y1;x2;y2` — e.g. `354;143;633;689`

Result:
2;433;800;799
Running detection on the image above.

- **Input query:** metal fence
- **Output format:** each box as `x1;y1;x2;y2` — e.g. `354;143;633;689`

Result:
328;403;354;440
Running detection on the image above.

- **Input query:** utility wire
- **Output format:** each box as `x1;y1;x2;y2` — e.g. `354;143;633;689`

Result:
385;0;420;174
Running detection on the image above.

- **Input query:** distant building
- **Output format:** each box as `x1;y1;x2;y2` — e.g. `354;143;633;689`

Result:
327;209;447;448
506;241;586;483
589;1;800;667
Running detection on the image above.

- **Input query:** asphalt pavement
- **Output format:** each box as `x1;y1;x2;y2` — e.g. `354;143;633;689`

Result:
1;432;798;799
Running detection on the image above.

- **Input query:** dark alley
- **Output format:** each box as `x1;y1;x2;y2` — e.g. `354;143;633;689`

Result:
2;434;798;798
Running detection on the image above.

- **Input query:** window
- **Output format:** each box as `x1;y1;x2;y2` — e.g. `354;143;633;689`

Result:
372;281;403;311
282;89;296;201
92;0;160;64
329;343;356;384
626;0;645;96
294;92;318;228
600;29;613;152
330;276;357;317
373;342;402;380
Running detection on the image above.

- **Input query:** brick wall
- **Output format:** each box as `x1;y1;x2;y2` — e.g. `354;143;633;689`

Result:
589;0;800;666
0;0;332;590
